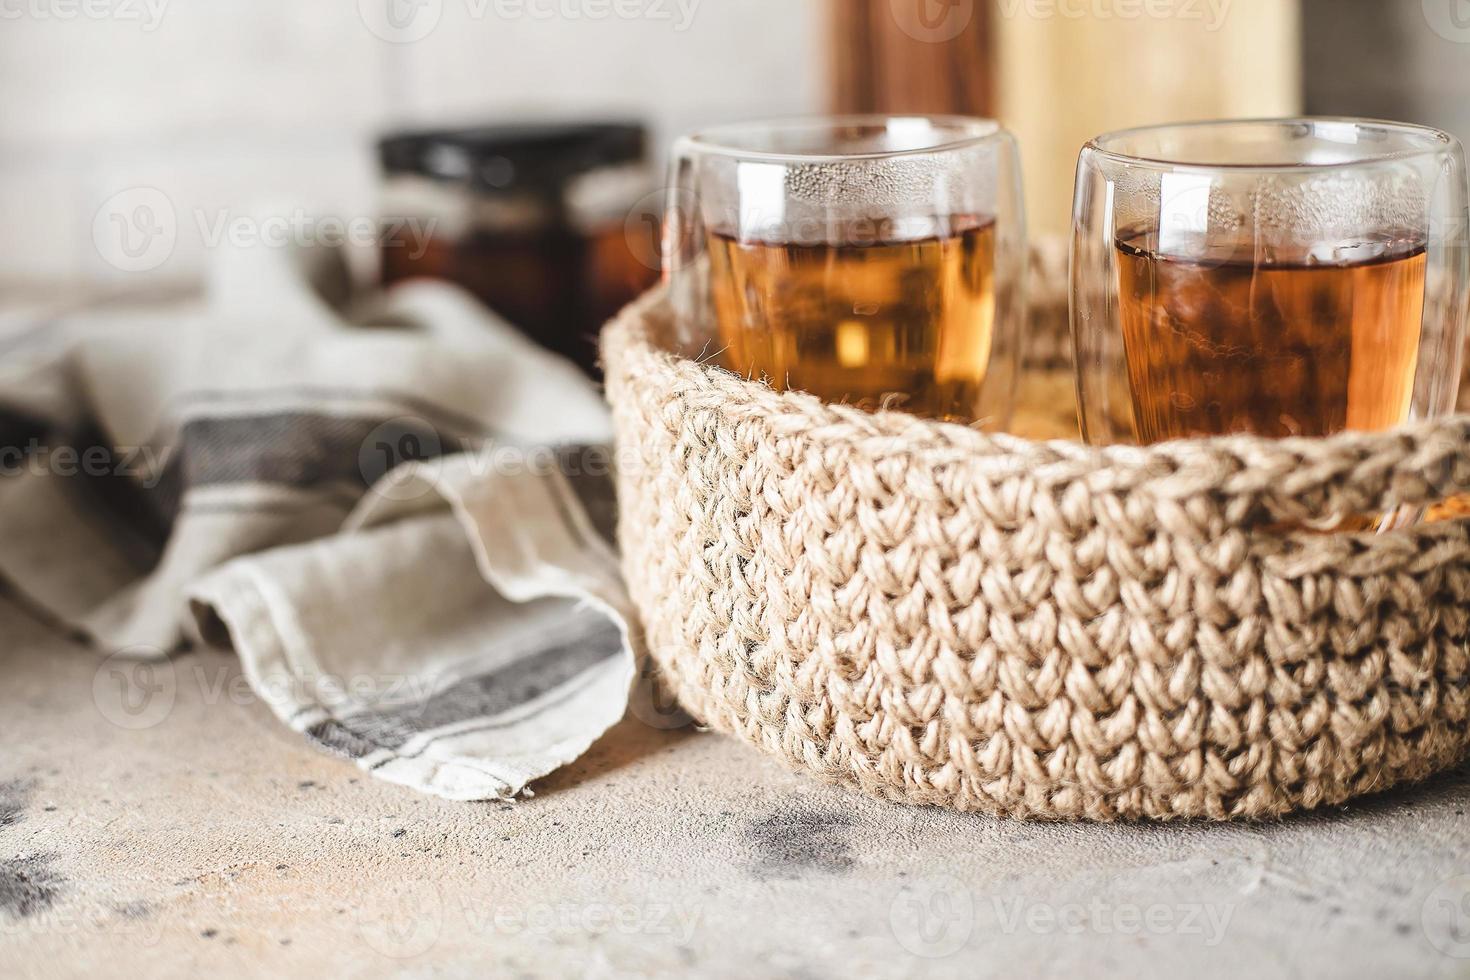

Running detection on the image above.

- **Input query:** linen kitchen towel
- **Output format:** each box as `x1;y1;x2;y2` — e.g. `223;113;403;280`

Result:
0;238;642;801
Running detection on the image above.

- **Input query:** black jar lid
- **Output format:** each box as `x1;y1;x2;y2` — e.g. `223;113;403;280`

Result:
378;122;646;195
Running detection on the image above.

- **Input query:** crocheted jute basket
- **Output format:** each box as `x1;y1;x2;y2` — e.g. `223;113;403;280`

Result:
601;269;1470;821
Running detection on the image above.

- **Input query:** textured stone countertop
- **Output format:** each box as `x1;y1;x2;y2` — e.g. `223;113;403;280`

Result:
3;593;1470;980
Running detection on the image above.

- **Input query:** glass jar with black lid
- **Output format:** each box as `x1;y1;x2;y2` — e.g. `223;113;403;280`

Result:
378;122;659;375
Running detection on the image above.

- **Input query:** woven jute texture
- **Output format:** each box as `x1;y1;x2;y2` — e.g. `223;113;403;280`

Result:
602;287;1470;821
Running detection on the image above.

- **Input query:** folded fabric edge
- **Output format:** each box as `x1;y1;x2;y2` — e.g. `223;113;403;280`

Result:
182;461;639;803
185;558;628;803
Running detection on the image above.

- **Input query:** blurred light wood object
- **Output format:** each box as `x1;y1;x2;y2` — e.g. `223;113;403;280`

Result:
829;0;993;116
829;0;1302;237
995;0;1301;237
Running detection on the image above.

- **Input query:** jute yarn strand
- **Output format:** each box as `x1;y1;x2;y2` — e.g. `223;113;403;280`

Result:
602;287;1470;821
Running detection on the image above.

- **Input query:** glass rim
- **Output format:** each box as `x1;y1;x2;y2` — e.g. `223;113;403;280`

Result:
676;114;1006;164
1082;116;1461;173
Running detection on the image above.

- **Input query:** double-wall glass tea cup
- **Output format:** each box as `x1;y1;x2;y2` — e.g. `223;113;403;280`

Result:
1071;118;1469;448
665;115;1026;427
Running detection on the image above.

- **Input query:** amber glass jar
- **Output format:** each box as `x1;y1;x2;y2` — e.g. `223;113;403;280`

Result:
378;122;659;375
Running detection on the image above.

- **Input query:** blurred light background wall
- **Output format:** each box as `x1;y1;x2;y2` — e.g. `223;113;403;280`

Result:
4;0;1469;290
0;0;825;288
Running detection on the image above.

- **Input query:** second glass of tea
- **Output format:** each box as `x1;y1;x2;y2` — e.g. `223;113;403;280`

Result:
1071;118;1469;447
664;116;1026;427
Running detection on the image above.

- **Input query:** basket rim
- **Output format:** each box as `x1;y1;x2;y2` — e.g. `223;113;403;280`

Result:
604;287;1470;530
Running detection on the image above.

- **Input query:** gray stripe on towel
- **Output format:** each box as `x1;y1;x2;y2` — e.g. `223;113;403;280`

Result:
305;614;624;758
147;412;453;521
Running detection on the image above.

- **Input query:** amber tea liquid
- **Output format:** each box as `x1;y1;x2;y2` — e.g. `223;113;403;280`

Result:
1115;230;1428;443
706;218;996;420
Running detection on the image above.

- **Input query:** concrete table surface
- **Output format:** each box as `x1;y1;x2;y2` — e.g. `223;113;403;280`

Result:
3;592;1470;979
